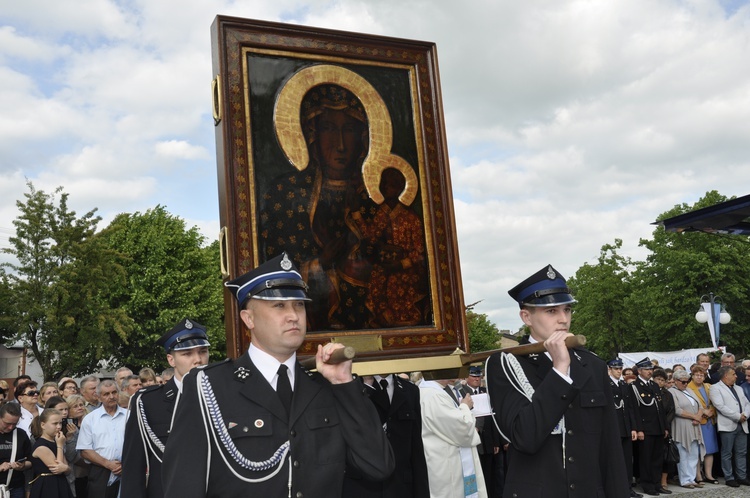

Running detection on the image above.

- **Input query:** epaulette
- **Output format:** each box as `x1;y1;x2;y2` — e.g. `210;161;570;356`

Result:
136;384;164;396
182;358;230;382
202;358;232;371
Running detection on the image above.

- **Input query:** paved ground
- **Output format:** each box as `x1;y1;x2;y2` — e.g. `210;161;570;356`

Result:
636;478;750;497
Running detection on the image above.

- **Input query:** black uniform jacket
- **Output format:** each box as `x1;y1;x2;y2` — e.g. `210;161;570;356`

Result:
630;378;666;435
486;344;629;498
343;376;429;498
122;378;179;498
609;377;639;438
162;353;395;498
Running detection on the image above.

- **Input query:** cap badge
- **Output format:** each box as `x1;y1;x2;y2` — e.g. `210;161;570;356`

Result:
280;253;293;271
546;266;556;279
185;319;193;330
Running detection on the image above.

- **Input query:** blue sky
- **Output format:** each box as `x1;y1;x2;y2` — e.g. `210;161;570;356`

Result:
2;0;750;333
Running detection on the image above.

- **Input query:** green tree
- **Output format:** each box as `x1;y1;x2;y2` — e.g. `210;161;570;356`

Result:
568;239;636;359
100;206;225;370
629;191;750;355
467;303;500;352
569;191;750;358
0;183;133;379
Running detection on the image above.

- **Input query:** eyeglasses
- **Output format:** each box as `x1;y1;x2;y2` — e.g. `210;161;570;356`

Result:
23;390;39;397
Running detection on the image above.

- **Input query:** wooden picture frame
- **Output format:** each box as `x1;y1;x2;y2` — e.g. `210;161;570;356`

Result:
211;16;468;364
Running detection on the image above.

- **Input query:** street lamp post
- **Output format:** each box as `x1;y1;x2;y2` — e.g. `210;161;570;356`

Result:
695;292;731;349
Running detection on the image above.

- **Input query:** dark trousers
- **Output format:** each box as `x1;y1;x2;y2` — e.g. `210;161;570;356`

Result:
621;436;634;486
638;435;664;492
479;450;505;498
88;465;120;498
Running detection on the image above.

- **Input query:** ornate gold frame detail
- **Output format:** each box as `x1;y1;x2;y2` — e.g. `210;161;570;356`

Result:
212;16;467;363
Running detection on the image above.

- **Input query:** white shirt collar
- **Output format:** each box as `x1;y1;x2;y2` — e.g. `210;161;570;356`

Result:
249;343;296;390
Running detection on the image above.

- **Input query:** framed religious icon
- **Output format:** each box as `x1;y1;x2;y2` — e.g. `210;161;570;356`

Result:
211;16;469;368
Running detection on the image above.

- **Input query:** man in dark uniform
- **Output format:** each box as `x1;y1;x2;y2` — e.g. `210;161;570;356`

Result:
343;373;429;498
630;358;670;496
608;358;642;498
486;264;629;498
121;318;210;498
162;253;394;497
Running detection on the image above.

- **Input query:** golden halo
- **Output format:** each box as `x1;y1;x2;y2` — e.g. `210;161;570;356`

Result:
274;64;417;206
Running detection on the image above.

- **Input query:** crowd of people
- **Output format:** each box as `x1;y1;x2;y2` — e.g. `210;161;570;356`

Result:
1;255;749;498
606;351;750;496
0;366;177;498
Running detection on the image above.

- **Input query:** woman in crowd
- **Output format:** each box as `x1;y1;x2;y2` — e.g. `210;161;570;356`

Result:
687;365;720;484
623;367;637;383
139;367;158;387
29;408;72;498
669;369;705;488
15;380;40;436
58;380;79;399
38;383;60;410
66;394;88;497
42;397;78;496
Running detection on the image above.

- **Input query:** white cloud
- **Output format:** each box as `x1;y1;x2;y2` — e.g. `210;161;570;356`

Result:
1;0;750;335
155;140;210;160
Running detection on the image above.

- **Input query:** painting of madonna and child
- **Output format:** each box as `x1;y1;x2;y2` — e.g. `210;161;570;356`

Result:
251;57;433;334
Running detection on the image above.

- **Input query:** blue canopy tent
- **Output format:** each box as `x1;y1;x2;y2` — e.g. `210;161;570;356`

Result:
654;193;750;235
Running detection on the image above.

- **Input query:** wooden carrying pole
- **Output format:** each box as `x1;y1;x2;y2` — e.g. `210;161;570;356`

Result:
298;346;356;370
299;335;587;373
460;334;587;365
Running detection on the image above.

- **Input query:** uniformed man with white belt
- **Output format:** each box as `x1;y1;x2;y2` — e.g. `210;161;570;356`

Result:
486;265;629;498
162;253;394;497
121;318;210;498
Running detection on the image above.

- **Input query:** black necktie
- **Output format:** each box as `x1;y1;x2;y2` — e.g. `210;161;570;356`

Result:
277;364;293;415
379;379;391;406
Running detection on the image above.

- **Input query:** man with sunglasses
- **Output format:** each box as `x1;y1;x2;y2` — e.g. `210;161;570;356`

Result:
609;359;641;498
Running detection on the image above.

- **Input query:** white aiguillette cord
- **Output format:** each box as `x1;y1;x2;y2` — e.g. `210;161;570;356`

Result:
486;353;567;469
196;369;293;496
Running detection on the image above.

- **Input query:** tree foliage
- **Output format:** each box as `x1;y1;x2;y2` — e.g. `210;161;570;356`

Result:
568;239;635;359
0;183;133;380
569;191;750;359
467;308;500;352
99;206;226;370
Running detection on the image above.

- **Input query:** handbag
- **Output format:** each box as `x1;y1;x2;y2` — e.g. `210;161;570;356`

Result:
664;436;680;464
